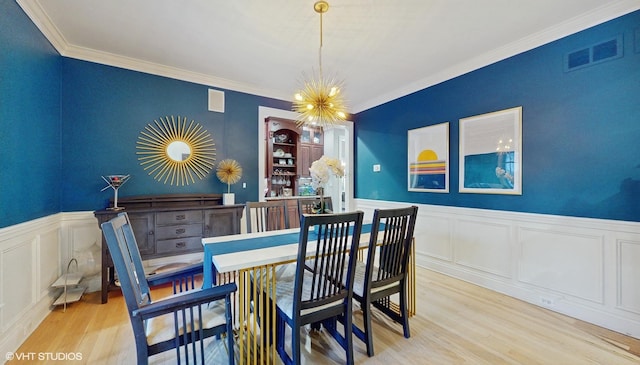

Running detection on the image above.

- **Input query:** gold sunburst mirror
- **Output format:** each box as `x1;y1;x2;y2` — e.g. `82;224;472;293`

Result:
136;116;216;186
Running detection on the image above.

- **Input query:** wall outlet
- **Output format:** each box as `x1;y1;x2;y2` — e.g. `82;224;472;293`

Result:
373;164;381;172
540;296;558;306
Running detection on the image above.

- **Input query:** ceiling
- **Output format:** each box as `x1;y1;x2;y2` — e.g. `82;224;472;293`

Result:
18;0;639;113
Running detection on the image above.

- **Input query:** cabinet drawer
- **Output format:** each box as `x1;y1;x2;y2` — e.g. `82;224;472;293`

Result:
156;237;202;255
156;210;202;225
154;223;203;240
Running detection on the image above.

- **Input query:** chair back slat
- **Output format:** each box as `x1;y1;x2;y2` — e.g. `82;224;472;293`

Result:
297;211;363;312
368;206;418;289
246;200;290;233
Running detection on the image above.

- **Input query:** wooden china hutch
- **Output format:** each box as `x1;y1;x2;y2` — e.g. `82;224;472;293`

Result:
265;117;324;227
266;117;324;196
266;117;299;197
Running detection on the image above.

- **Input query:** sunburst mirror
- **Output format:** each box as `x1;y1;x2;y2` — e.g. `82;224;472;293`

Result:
136;116;216;186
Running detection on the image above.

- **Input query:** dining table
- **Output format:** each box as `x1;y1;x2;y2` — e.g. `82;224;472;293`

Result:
201;223;415;364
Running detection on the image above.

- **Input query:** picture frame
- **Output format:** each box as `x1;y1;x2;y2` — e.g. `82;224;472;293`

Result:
408;122;449;192
459;106;522;194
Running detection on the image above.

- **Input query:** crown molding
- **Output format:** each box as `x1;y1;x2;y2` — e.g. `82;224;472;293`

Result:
18;0;640;113
17;0;68;53
351;0;640;113
16;0;291;100
61;43;291;100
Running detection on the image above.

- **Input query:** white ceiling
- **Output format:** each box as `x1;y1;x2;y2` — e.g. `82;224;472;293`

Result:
18;0;640;113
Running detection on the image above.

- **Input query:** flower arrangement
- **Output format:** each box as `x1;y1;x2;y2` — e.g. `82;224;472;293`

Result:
216;159;243;193
310;155;345;189
309;156;344;213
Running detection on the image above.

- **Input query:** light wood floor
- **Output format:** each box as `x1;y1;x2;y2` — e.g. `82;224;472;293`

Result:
10;267;640;364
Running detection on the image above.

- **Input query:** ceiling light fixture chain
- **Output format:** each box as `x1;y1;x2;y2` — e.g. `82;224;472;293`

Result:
316;0;326;76
293;0;347;128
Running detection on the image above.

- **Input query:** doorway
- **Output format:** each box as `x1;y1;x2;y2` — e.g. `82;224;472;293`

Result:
257;106;353;213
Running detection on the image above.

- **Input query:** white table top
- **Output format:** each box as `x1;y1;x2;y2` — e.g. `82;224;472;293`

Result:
208;230;372;274
201;227;300;245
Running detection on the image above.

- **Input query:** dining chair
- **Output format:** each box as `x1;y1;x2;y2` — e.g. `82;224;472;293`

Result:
296;197;333;227
245;200;291;328
101;212;237;365
350;205;418;357
268;211;364;365
245;200;290;233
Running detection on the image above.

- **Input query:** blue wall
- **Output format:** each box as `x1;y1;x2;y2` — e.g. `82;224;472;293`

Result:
0;1;61;228
3;1;639;228
354;11;640;222
61;59;290;211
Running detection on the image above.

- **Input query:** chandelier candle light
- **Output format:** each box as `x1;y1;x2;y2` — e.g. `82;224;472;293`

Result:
309;155;344;213
293;1;347;128
216;159;242;205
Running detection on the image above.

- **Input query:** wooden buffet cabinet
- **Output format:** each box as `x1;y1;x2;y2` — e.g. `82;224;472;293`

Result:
94;194;244;303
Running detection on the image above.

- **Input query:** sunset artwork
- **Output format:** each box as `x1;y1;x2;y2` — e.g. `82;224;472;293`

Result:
408;122;449;192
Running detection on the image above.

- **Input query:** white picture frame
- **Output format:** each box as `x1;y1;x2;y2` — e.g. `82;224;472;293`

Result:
459;106;522;195
408;122;449;192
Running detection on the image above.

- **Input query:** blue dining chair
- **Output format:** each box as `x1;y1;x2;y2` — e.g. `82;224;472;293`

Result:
245;200;290;233
350;206;418;356
269;211;364;365
101;212;237;365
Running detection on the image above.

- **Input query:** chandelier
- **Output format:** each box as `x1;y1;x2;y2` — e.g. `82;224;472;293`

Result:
293;1;347;128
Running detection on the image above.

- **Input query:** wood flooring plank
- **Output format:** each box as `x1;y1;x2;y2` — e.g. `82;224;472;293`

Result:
8;268;640;364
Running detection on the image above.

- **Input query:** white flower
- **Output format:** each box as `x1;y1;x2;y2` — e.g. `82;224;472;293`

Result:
309;156;344;189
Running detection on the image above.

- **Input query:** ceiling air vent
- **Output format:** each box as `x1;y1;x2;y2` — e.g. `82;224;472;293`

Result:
564;35;623;72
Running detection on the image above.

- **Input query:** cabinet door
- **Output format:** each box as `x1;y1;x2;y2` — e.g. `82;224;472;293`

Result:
311;128;323;144
299;143;324;177
287;199;301;228
204;208;241;237
299;144;311;176
127;213;155;256
311;145;324;164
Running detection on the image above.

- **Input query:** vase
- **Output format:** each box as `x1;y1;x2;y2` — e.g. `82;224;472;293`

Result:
313;187;326;214
319;193;326;213
223;193;235;205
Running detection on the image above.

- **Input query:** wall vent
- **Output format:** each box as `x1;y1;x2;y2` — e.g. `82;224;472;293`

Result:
208;89;225;113
564;35;623;72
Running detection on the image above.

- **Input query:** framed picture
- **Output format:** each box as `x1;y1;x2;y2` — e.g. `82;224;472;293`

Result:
408;122;449;192
459;106;522;194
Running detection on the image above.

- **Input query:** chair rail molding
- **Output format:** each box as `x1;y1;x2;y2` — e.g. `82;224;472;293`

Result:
355;198;640;339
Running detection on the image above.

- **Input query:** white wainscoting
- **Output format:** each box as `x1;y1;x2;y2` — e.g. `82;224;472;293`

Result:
0;211;222;356
0;214;64;357
355;199;640;339
0;212;110;356
2;205;639;356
